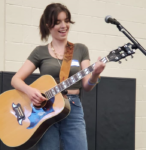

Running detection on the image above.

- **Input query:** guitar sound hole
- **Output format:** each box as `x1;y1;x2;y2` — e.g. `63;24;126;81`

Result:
33;93;47;109
43;98;54;111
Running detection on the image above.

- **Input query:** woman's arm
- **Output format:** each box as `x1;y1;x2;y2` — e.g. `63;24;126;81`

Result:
11;60;47;106
81;57;105;91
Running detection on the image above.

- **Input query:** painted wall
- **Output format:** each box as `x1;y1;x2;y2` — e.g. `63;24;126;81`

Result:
0;0;146;149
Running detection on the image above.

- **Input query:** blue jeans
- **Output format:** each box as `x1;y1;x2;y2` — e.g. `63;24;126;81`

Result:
37;95;88;150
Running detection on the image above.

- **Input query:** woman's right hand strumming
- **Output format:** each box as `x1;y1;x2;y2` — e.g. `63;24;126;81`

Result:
26;87;47;106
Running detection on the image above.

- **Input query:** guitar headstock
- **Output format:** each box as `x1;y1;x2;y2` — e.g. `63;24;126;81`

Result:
107;43;136;63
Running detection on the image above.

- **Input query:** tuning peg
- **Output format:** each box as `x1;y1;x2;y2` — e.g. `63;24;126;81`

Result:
131;55;134;58
122;53;125;57
125;58;127;61
115;57;119;60
119;61;122;64
128;51;132;54
118;47;121;51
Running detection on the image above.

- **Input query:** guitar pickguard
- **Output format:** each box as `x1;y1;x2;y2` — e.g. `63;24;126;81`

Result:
27;97;55;129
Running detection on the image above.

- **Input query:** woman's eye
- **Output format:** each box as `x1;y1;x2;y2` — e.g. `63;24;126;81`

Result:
56;21;60;24
65;19;69;23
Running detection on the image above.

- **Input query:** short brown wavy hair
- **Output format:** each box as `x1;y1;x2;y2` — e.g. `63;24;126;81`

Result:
39;3;75;41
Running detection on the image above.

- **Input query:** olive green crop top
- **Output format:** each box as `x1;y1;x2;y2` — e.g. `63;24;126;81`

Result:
27;43;90;90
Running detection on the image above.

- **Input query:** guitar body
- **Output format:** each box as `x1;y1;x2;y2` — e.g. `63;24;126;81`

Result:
0;75;70;150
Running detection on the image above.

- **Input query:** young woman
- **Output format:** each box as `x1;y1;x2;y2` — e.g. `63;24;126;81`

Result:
11;3;105;150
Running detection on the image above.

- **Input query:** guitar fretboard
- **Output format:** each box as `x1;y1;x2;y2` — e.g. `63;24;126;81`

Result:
45;57;108;99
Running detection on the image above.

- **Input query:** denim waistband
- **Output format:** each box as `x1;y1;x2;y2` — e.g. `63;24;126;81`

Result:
67;94;79;98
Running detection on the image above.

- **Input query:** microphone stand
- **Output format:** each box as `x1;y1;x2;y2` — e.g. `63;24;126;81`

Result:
116;24;146;56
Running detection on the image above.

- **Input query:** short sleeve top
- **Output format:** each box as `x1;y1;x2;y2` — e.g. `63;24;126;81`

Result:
27;43;90;90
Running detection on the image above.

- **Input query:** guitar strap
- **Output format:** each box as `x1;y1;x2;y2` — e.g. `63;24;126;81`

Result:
59;41;74;94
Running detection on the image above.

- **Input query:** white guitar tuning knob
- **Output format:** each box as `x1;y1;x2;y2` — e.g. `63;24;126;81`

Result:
115;57;119;60
122;53;125;57
118;47;121;50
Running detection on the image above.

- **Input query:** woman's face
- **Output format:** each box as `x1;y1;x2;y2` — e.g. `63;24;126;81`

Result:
50;11;70;41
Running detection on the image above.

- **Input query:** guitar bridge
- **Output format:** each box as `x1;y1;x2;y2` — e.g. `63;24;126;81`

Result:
12;103;25;125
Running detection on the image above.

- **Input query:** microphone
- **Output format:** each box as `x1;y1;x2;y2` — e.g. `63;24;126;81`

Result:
105;15;120;25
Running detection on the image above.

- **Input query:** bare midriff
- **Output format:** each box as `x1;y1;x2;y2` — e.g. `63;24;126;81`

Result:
67;89;80;95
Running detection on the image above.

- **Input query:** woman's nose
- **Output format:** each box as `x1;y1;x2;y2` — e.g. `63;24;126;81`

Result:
60;21;66;27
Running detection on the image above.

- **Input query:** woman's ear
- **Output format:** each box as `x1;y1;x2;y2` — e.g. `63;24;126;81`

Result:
46;24;51;31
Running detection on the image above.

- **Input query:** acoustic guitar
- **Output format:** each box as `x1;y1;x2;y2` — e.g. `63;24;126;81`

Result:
0;43;135;150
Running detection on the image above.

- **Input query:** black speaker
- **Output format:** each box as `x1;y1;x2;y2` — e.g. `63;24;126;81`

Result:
81;77;135;150
0;72;2;150
2;72;15;92
0;71;2;94
96;77;136;150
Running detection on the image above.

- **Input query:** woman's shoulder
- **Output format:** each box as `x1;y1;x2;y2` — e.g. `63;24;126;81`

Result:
74;43;87;49
31;44;48;55
33;44;48;51
74;43;89;53
28;44;48;60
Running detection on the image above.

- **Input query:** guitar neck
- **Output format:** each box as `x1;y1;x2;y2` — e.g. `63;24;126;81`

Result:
45;57;109;99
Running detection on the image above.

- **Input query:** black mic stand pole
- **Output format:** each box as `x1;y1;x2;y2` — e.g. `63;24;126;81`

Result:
116;24;146;56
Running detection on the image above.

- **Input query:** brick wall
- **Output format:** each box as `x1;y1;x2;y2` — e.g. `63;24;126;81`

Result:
0;0;5;71
0;0;146;149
